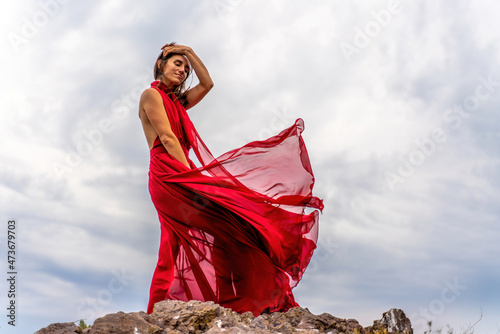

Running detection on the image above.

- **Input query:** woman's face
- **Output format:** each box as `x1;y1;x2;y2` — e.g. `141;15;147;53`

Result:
159;54;190;87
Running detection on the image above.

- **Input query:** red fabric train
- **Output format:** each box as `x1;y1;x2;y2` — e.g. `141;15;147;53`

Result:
147;80;323;316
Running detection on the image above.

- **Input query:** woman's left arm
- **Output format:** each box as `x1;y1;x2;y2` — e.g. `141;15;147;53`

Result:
162;44;214;110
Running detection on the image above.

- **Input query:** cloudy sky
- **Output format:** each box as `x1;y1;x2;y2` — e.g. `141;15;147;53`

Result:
1;0;499;333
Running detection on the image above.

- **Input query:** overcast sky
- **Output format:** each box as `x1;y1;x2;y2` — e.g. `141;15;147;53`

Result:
1;1;499;333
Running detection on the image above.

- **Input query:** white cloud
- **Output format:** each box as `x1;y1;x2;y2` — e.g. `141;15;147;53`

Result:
1;0;500;333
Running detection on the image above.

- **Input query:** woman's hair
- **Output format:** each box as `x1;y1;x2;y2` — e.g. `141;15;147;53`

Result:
154;42;191;106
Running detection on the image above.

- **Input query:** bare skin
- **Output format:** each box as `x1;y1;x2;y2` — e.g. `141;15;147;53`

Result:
138;45;214;168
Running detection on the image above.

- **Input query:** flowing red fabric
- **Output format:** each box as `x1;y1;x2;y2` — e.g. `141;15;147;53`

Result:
146;80;323;316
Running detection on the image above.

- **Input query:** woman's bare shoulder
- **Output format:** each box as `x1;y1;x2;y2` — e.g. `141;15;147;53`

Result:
140;88;163;109
141;87;161;99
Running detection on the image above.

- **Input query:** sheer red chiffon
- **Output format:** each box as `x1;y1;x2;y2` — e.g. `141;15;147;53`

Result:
146;81;323;316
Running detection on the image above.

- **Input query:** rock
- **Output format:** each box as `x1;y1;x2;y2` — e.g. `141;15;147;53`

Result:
35;300;413;333
89;311;163;334
34;322;82;334
366;308;413;334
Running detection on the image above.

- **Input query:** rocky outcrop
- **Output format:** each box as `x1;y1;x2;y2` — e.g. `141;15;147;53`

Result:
35;300;413;334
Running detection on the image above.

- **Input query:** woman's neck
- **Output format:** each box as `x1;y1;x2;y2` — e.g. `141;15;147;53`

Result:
157;80;174;92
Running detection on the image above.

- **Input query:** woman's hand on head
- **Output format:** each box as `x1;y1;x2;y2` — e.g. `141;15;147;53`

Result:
161;44;192;58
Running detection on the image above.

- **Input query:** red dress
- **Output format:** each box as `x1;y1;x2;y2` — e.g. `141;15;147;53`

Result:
147;80;323;316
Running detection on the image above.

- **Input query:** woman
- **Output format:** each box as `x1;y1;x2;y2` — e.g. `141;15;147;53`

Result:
139;43;323;316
